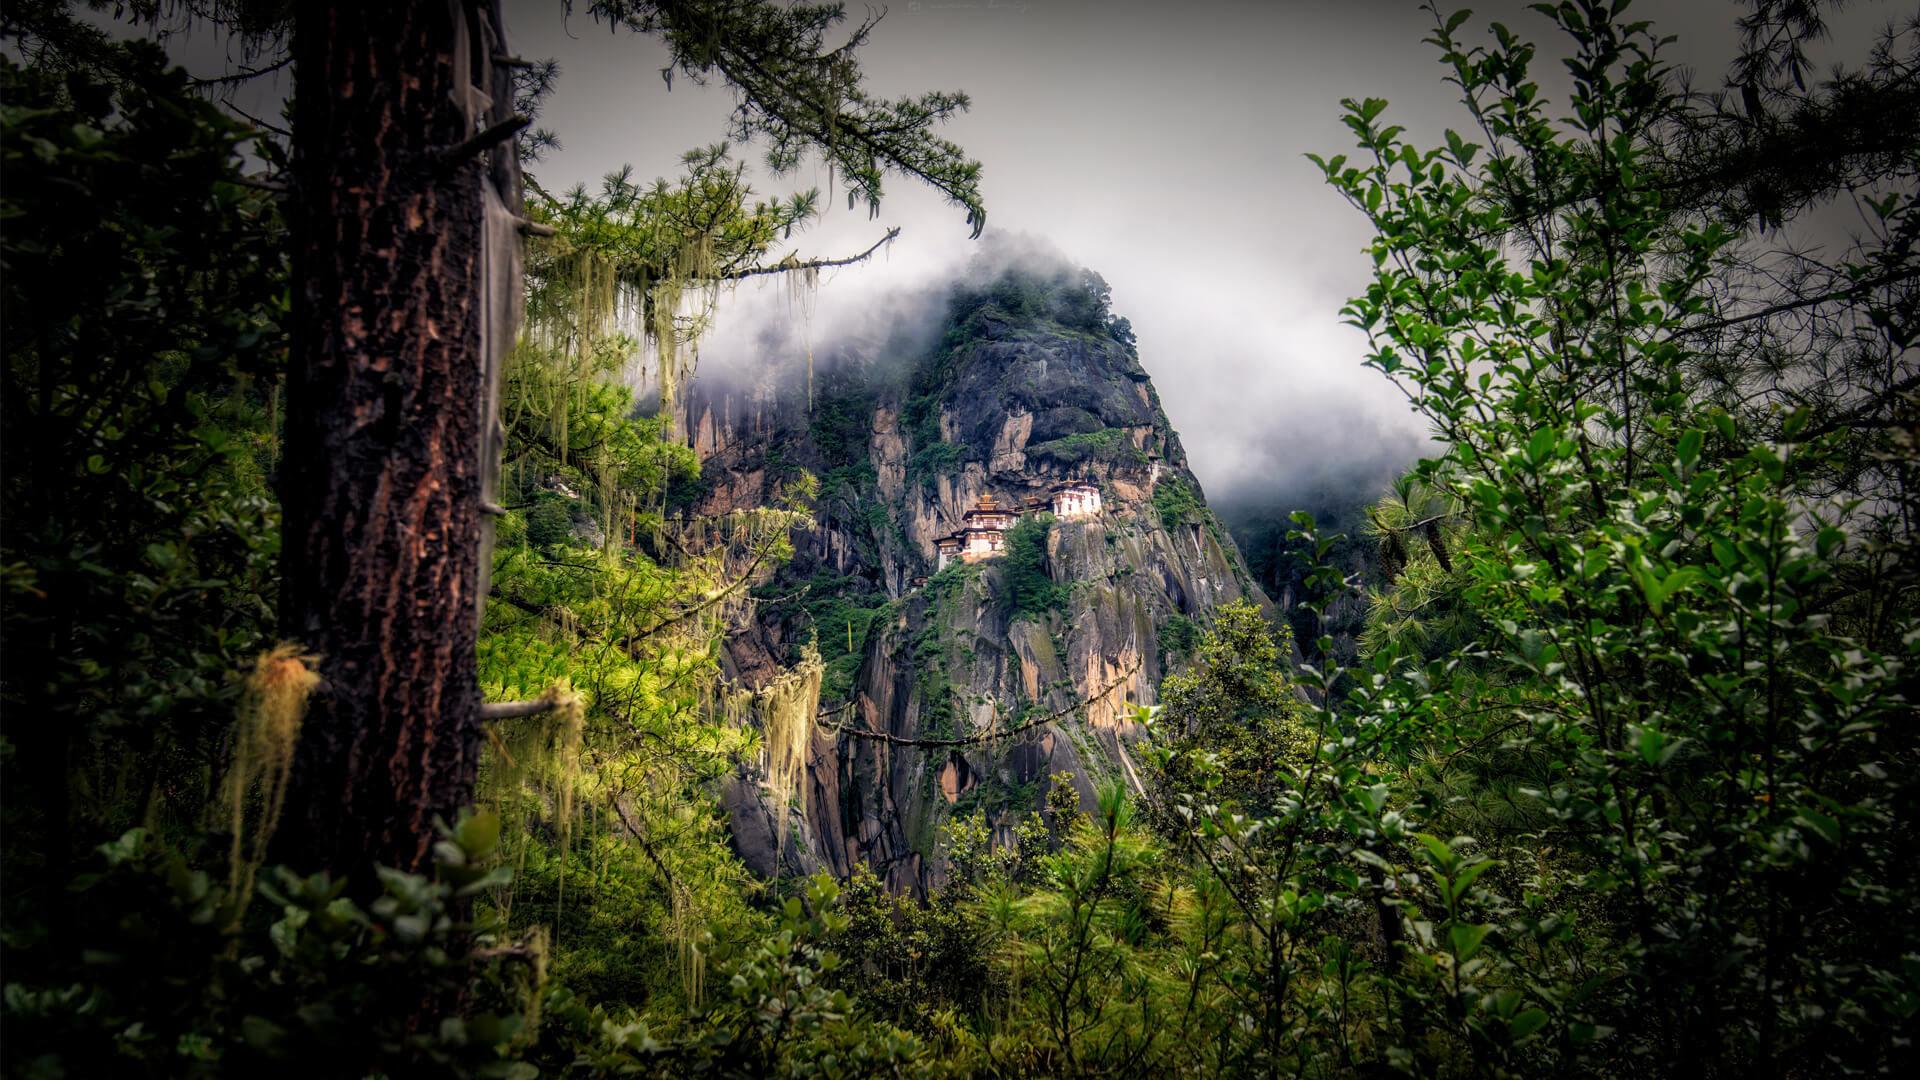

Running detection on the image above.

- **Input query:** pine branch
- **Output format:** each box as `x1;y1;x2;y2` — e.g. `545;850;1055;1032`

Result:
593;0;985;235
717;226;899;280
1677;267;1916;336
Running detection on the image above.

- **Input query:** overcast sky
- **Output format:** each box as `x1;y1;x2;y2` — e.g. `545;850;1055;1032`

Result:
505;0;1917;507
131;0;1906;508
508;0;1463;505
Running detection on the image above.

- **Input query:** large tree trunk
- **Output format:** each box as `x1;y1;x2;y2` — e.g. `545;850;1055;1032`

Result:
279;1;517;887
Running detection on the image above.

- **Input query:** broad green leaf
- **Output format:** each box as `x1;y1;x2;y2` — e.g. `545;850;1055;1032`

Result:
1637;727;1666;766
1527;427;1557;466
1794;808;1841;846
1452;859;1495;894
1676;428;1703;468
454;809;503;858
1449;922;1492;961
1509;1008;1549;1041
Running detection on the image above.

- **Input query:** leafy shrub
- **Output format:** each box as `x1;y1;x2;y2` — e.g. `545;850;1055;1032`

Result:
1026;427;1146;467
1;815;538;1079
906;439;966;488
1152;475;1201;526
530;875;950;1079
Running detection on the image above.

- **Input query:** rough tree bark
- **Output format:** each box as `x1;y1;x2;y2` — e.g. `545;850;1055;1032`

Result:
278;1;519;886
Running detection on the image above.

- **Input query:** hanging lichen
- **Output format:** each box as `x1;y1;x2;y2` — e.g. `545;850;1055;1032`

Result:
711;642;824;866
221;643;320;917
514;145;838;451
521;924;551;1031
519;183;728;428
492;681;585;841
787;262;820;409
765;646;824;863
548;684;586;847
670;884;704;1007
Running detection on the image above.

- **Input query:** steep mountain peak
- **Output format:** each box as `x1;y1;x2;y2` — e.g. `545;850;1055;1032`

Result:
673;263;1266;895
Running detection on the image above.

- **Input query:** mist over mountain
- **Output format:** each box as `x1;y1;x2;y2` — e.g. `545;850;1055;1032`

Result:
668;231;1430;517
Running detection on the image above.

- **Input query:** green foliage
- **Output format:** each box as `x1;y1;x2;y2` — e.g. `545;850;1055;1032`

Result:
20;3;1920;1077
1151;474;1202;527
812;592;887;701
751;569;891;700
535;145;817;309
525;491;577;550
1000;514;1066;620
479;180;840;1071
900;390;944;449
823;861;994;1042
916;676;959;742
806;456;893;571
905;439;966;488
502;349;700;539
898;388;970;492
1157;613;1198;670
0;44;285;912
592;0;985;236
1025;427;1145;468
1151;600;1315;823
1;4;995;1078
815;461;878;501
1;816;539;1079
969;783;1211;1074
662;468;714;513
808;387;878;468
531;874;951;1078
1355;477;1483;664
809;7;1916;1077
1291;2;1918;1072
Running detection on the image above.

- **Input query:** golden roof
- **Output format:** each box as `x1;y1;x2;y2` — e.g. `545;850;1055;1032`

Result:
964;493;1014;521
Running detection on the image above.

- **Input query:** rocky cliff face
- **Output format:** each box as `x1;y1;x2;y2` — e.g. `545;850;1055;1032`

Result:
672;266;1266;896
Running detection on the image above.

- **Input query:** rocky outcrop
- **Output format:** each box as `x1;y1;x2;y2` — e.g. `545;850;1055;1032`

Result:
672;269;1266;895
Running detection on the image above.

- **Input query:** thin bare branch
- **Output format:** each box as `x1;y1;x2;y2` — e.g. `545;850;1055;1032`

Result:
717;226;900;281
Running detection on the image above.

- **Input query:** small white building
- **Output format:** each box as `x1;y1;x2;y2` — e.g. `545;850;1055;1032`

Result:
1050;481;1102;519
935;533;963;571
961;525;1006;560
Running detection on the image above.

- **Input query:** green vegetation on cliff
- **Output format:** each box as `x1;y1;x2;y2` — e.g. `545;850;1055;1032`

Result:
1000;515;1066;620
